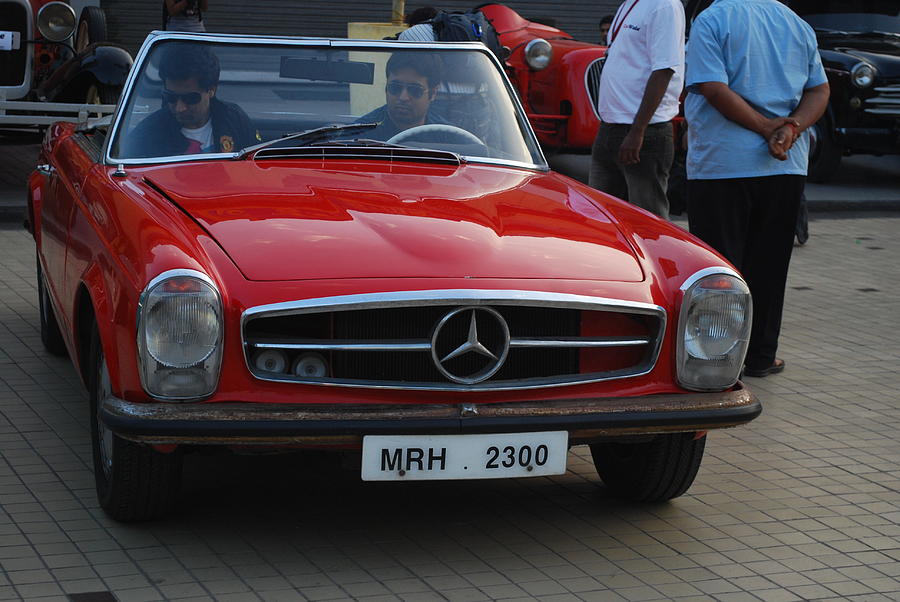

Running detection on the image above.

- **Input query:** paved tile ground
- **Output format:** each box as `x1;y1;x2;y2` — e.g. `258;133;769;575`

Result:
0;215;898;602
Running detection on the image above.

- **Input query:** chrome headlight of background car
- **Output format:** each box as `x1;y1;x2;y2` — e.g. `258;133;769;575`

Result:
524;39;553;70
137;270;223;400
676;271;751;391
37;2;77;42
850;62;876;88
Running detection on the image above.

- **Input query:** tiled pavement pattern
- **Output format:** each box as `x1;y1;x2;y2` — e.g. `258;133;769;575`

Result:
0;215;898;602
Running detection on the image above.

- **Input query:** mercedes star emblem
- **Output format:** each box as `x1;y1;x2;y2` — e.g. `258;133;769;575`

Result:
431;306;510;384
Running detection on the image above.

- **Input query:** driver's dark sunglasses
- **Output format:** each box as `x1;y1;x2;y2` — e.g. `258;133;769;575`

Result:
385;81;427;99
162;90;203;105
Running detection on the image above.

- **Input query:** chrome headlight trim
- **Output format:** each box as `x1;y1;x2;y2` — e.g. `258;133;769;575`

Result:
37;2;77;42
850;62;876;88
524;38;553;71
136;269;223;401
677;269;752;392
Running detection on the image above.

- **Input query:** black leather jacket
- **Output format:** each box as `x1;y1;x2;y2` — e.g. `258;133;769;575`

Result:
123;97;257;158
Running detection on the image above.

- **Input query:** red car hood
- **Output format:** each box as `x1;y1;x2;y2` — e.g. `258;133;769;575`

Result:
141;160;644;282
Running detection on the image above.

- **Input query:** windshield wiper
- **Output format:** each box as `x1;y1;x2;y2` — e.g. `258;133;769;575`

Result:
235;123;378;159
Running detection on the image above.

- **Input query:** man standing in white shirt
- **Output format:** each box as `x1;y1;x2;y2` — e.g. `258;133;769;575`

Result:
589;0;685;219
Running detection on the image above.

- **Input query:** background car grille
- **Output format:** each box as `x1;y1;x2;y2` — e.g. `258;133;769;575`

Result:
585;58;604;121
0;3;28;88
243;294;665;391
865;84;900;118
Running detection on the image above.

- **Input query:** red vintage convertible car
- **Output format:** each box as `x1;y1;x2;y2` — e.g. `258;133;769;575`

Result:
480;3;607;151
29;32;758;521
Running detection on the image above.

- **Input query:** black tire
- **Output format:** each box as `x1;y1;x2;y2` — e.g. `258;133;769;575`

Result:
75;6;108;53
590;432;706;502
807;111;842;183
37;257;67;356
88;328;182;521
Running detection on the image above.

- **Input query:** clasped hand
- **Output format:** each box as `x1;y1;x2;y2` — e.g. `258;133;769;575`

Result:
763;117;801;161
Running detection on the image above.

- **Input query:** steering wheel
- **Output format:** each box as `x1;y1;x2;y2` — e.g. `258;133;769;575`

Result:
387;124;484;146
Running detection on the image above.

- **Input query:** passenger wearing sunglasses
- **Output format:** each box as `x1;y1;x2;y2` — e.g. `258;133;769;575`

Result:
128;43;257;158
359;52;452;141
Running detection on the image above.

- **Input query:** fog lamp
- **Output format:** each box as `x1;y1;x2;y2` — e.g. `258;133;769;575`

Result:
292;353;328;378
254;349;288;373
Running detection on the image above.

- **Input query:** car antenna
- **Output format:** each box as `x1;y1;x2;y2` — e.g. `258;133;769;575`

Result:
112;164;127;177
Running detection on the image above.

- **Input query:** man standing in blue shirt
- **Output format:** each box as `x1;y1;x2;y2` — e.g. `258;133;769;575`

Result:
685;0;829;377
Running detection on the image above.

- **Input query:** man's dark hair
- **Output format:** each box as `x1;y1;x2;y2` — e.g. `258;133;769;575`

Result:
386;51;441;89
158;43;220;90
599;14;613;27
406;6;438;26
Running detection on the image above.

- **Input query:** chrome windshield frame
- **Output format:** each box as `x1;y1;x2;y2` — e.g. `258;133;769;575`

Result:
102;32;549;170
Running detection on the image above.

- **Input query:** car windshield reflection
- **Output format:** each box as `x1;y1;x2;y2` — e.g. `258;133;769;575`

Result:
109;37;545;168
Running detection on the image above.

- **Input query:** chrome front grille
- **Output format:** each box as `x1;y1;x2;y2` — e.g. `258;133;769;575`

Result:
585;58;605;121
242;290;665;391
865;84;900;117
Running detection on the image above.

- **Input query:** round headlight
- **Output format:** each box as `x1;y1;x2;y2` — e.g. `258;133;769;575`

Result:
676;272;752;391
524;38;553;71
850;62;876;88
683;288;748;360
144;277;221;368
37;2;77;42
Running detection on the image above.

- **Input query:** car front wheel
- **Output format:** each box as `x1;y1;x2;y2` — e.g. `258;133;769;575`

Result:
590;432;706;502
89;328;182;521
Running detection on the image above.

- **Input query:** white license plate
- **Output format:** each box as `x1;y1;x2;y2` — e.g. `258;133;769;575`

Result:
361;431;568;481
0;31;21;52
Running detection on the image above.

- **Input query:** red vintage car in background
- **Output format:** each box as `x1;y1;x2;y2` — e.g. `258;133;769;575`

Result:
30;32;758;521
481;3;607;151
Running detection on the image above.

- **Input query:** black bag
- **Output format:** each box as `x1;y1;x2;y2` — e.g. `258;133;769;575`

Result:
431;9;504;60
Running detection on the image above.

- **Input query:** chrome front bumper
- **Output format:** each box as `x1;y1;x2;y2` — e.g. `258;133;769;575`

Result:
100;383;760;446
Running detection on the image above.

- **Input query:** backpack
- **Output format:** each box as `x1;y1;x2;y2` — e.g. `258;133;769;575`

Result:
431;9;504;60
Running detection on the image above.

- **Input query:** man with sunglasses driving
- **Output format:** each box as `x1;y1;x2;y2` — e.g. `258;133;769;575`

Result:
130;43;257;157
360;52;452;141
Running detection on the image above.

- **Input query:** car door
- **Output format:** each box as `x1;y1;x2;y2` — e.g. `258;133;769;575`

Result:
39;133;97;331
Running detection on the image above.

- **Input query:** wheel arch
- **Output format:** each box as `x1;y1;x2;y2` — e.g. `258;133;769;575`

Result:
73;265;118;393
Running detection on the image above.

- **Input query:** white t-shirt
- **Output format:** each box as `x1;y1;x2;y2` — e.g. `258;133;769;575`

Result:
181;120;214;153
597;0;685;125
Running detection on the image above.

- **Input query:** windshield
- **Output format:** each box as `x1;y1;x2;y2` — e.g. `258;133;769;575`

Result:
109;37;544;167
791;1;900;33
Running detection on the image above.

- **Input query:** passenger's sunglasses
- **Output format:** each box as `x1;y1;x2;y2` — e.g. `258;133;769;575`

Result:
385;81;428;99
162;90;204;105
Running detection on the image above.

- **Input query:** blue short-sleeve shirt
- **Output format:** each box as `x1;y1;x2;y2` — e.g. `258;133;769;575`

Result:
685;0;827;180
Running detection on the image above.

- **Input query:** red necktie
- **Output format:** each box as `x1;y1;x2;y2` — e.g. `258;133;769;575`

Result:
184;139;202;154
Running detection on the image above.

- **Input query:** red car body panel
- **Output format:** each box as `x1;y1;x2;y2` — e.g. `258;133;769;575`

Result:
32;122;734;411
481;4;606;151
143;161;643;282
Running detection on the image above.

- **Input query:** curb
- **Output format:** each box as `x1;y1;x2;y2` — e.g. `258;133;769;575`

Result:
806;200;900;212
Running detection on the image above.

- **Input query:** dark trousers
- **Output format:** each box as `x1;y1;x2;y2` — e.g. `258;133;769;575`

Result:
589;122;674;220
687;175;804;371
